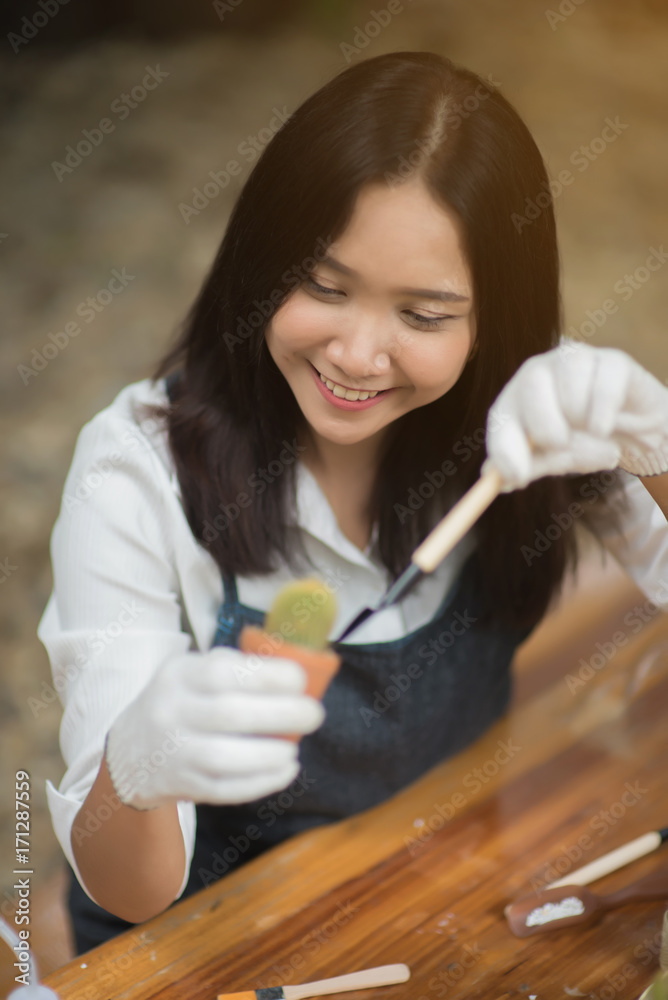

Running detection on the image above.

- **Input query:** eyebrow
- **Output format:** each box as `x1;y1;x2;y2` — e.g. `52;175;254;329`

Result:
319;254;471;303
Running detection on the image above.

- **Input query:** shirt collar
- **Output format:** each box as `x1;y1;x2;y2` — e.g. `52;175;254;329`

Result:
294;459;380;570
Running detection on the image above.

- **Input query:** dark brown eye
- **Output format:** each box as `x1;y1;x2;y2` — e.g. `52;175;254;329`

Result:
404;310;453;328
306;277;341;296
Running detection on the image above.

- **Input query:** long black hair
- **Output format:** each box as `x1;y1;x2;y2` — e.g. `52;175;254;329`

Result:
145;50;626;629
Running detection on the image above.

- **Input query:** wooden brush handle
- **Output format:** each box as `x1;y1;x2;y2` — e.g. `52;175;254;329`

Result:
411;466;503;573
547;831;663;888
282;963;410;999
604;869;668;907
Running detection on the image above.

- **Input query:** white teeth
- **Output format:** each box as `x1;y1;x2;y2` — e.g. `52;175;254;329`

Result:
318;370;379;401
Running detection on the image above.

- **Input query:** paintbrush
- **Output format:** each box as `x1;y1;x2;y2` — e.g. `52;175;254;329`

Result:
544;827;668;889
239;577;341;738
216;962;410;999
335;465;503;641
505;869;668;937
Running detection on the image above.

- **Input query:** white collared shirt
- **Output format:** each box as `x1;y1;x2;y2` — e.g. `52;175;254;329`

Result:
37;377;668;904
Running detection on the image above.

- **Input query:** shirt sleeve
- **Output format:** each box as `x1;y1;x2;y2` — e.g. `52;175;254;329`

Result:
37;391;197;905
592;469;668;609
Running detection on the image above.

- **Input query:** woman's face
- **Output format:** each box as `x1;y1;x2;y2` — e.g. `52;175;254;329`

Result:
265;176;476;453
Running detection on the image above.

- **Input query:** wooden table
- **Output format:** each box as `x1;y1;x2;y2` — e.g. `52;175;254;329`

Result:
43;569;668;1000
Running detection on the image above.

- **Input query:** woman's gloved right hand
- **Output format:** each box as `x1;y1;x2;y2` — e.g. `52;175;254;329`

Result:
104;647;325;810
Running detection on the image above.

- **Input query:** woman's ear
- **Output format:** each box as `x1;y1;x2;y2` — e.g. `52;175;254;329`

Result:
466;339;479;363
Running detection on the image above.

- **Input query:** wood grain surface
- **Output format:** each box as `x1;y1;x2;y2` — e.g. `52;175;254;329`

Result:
43;574;668;1000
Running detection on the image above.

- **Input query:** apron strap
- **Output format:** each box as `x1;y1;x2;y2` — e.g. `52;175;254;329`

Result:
164;369;182;403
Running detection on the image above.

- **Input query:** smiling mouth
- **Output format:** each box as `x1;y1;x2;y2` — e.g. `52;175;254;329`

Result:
310;362;392;401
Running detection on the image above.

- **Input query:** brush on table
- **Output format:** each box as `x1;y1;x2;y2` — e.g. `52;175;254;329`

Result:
544;826;668;888
505;868;668;937
216;963;410;999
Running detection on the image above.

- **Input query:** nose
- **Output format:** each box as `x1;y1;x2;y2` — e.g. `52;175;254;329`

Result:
323;310;395;384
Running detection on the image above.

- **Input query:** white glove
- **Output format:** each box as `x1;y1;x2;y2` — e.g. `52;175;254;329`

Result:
104;647;325;810
482;341;668;491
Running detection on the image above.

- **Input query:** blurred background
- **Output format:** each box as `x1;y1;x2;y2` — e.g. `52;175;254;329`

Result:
1;0;667;985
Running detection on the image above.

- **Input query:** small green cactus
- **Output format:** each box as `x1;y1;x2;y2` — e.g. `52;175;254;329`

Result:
264;578;337;650
639;971;668;1000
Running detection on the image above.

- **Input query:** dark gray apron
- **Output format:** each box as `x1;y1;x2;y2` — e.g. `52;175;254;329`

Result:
67;551;533;952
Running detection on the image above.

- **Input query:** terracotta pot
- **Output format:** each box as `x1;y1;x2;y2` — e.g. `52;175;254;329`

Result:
239;624;341;741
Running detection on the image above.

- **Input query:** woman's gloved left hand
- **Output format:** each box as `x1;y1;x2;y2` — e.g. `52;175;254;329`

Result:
482;341;668;492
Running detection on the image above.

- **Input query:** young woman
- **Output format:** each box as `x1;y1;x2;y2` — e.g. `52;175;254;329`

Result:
38;50;668;954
